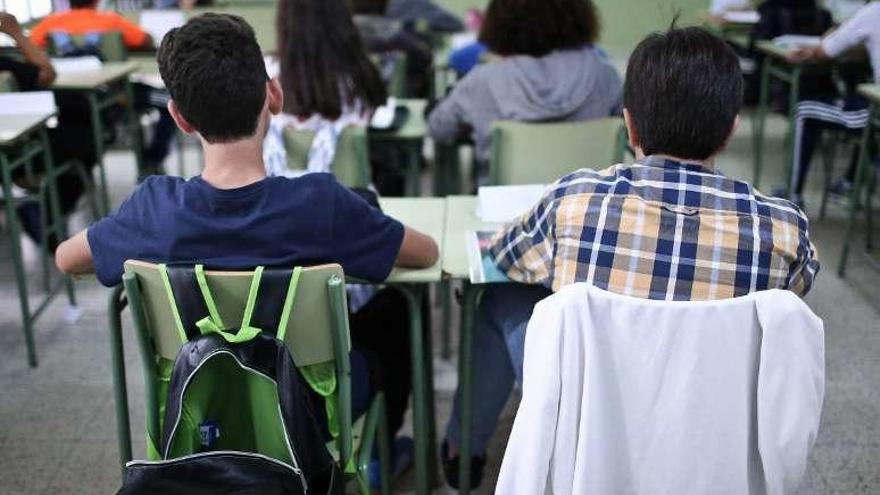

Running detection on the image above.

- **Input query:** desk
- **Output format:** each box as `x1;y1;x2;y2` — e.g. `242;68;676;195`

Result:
838;83;880;276
0;111;76;367
379;197;446;494
441;195;507;495
51;61;144;213
371;99;428;196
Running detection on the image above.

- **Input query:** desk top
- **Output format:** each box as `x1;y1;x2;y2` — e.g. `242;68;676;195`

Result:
441;195;506;280
52;62;140;90
372;99;428;142
381;196;445;283
858;84;880;104
756;41;796;61
0;112;54;147
126;6;277;53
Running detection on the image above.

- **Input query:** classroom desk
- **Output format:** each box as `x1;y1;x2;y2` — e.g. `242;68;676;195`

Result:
371;99;429;196
51;61;144;214
380;196;444;494
0;111;76;367
441;195;507;495
838;83;880;276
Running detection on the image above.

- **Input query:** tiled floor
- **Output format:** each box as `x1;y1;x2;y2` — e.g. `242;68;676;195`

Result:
0;113;877;494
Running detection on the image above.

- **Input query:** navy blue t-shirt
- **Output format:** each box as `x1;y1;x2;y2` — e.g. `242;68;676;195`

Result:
87;174;405;287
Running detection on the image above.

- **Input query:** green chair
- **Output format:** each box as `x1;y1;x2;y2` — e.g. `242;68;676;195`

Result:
109;261;391;495
46;31;128;62
489;117;627;185
0;71;18;92
282;126;371;188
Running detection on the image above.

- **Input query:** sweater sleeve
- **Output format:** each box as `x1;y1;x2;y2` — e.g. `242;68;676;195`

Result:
427;72;486;144
822;4;878;57
496;295;563;493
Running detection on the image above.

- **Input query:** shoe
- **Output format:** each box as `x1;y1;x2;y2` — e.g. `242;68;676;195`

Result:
368;436;414;490
828;178;854;198
441;439;486;490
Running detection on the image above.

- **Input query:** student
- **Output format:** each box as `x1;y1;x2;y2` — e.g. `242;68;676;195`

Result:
441;27;820;489
30;0;152;50
30;0;175;178
54;11;439;478
0;11;88;247
263;0;387;183
427;0;622;180
784;1;879;205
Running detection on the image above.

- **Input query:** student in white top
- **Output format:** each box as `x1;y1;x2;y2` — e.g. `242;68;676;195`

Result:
784;1;880;207
709;0;752;17
263;0;386;179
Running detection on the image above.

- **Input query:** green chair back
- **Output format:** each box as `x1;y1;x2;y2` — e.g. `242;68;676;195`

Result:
0;71;18;93
282;126;371;188
489;117;627;185
46;31;128;62
122;260;356;469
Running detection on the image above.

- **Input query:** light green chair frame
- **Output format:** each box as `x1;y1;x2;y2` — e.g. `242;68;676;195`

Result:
0;71;18;93
489;117;627;185
108;261;391;494
46;31;129;62
282;126;371;188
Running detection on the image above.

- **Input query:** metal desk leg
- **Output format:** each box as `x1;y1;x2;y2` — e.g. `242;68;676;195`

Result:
109;285;132;473
752;57;771;189
406;141;423;197
838;112;874;277
38;129;77;308
124;80;146;180
395;284;436;494
784;66;802;196
87;92;111;215
458;283;484;495
1;151;37;367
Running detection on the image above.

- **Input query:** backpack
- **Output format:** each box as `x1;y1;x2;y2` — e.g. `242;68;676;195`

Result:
118;265;343;495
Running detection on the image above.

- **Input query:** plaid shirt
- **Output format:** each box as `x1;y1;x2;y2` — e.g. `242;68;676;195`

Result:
490;157;820;300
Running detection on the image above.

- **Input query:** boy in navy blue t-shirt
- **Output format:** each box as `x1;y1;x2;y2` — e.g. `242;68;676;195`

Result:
55;13;438;450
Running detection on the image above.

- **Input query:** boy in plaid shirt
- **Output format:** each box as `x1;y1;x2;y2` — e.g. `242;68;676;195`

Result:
442;27;820;489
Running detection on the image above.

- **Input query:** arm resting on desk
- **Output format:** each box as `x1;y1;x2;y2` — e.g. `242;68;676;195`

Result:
55;230;95;277
396;226;439;269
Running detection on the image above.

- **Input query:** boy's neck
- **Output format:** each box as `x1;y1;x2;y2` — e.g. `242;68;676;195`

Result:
199;135;268;190
636;149;716;171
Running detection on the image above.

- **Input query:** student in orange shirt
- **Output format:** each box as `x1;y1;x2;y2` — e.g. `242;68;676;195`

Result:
30;0;151;50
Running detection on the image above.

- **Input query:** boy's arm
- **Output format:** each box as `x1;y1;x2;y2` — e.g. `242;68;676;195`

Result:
395;226;439;268
0;13;56;87
55;230;95;277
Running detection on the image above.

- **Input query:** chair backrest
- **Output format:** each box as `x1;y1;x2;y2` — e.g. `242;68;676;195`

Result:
489;118;626;185
498;283;825;493
123;260;350;368
46;31;128;62
0;71;18;93
282;126;371;188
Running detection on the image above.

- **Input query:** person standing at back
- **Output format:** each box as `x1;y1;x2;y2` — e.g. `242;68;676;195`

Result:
440;27;821;490
30;0;152;50
54;13;439;485
427;0;622;182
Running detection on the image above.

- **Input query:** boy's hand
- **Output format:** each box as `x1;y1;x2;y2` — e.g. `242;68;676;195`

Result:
787;46;825;63
0;12;23;39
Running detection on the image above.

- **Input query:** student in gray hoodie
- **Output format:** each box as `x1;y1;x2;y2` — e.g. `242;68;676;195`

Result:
427;0;622;179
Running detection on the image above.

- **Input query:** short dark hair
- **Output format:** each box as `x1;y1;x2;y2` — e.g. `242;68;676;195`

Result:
624;27;742;161
277;0;387;119
158;14;268;143
478;0;600;57
70;0;97;8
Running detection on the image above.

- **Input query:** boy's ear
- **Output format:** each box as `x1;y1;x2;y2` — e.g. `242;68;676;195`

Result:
167;100;196;135
267;77;283;116
623;108;640;151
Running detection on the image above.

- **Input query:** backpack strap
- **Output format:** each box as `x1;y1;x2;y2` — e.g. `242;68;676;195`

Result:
249;267;304;340
158;264;207;342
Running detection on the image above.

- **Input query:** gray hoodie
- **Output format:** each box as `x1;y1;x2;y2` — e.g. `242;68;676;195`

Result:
428;45;623;164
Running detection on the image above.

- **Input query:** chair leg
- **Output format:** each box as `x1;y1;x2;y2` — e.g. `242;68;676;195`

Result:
108;285;132;474
820;132;838;220
376;396;392;495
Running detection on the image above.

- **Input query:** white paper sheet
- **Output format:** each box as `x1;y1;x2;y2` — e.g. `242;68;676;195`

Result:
476;184;547;223
140;9;185;45
51;56;102;74
773;35;822;49
722;10;759;24
0;91;57;116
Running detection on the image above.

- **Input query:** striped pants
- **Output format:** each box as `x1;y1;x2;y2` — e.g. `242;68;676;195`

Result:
790;97;870;196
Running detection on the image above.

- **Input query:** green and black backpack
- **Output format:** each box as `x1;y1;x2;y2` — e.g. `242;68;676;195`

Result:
118;265;342;495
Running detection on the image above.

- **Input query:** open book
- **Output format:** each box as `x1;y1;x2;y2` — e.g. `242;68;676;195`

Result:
466;230;510;284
